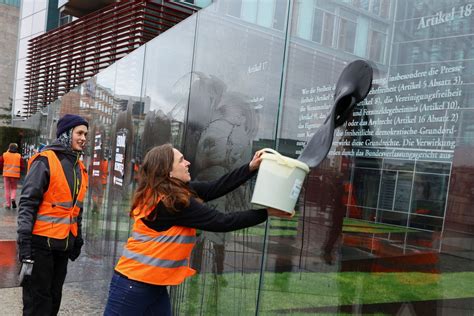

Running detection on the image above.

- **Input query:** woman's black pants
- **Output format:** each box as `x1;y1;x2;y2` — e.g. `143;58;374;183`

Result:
22;247;69;316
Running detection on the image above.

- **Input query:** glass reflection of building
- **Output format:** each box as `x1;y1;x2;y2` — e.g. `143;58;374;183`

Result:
14;0;474;315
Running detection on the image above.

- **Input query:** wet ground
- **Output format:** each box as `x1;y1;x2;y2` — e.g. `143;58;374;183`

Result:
0;183;110;315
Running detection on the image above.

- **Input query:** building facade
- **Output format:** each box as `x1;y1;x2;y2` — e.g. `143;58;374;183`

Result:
15;0;474;314
0;0;20;125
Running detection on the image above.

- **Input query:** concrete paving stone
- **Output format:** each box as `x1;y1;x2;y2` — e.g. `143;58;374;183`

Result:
0;279;109;315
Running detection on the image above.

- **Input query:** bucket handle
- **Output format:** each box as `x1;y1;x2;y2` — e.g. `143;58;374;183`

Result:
262;148;287;165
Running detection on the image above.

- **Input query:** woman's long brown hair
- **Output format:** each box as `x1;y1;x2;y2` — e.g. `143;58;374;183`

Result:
130;144;194;220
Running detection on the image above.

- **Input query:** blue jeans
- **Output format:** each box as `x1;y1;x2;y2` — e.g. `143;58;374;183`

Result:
104;272;171;316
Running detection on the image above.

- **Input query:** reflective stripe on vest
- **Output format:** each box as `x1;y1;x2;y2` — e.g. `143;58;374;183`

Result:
121;248;189;269
3;152;21;178
115;204;196;286
31;150;88;239
36;213;78;224
131;231;195;244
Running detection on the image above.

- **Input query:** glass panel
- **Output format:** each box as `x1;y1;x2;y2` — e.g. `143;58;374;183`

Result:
14;0;474;314
393;171;413;212
379;210;408;226
312;8;323;43
176;0;289;314
416;161;451;175
16;58;26;80
322;12;335;46
85;65;117;263
409;214;443;231
33;0;47;11
411;173;449;218
140;14;197;311
353;167;380;209
21;0;34;18
368;28;386;62
31;10;46;32
338;11;356;53
81;77;108;258
18;37;30;59
20;15;33;38
266;0;474;314
106;47;146;264
227;0;242;17
378;170;396;210
14;78;25;101
355;0;369;10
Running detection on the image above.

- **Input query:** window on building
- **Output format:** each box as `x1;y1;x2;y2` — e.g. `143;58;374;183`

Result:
227;0;242;18
273;0;287;31
311;9;324;43
368;29;385;62
59;11;73;27
313;9;335;47
337;0;390;18
338;10;357;53
353;0;369;10
368;21;387;62
370;0;390;18
226;0;287;32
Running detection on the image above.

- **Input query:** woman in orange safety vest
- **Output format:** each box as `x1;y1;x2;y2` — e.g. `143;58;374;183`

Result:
0;143;24;208
17;114;89;316
104;144;293;315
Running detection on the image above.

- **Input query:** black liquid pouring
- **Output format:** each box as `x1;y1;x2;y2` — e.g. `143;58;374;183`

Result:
297;60;373;168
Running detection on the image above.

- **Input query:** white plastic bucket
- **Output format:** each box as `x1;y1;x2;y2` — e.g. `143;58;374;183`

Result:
251;148;310;213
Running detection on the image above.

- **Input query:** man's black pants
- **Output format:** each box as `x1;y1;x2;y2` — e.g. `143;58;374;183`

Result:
22;247;69;316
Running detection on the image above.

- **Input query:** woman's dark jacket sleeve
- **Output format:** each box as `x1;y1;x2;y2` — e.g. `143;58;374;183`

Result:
143;163;268;232
189;163;257;201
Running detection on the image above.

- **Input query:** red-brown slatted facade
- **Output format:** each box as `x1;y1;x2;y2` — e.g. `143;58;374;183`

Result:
24;0;195;116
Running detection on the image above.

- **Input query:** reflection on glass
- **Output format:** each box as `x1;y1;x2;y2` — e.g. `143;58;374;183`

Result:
21;0;474;314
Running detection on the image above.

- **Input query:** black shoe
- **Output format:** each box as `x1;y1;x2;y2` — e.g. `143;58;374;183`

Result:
11;200;16;209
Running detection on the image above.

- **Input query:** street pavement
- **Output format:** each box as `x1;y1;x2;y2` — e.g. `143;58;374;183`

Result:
0;183;110;315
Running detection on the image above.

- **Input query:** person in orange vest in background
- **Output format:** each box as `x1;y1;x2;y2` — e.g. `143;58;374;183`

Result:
100;157;109;186
17;114;89;316
103;144;293;315
0;143;24;209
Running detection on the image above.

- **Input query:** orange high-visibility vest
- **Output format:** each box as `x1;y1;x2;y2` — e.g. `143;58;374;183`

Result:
2;152;21;178
100;159;108;185
29;150;88;239
115;200;196;286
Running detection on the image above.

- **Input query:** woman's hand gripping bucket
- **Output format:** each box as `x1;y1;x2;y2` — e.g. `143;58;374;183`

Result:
251;148;309;214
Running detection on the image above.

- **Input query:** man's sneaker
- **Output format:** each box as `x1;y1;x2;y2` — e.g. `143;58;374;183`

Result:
11;200;17;209
4;203;10;209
